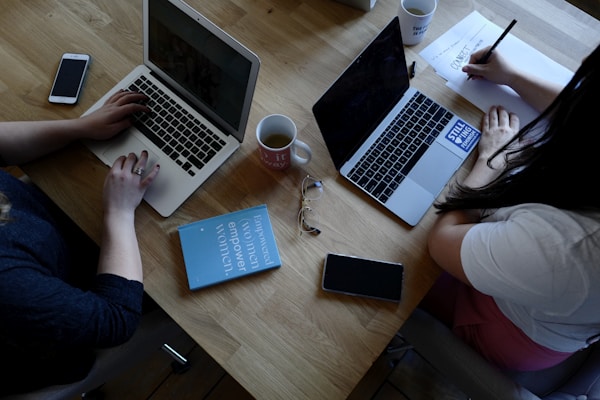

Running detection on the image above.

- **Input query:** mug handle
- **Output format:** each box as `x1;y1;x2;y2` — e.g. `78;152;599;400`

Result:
291;139;312;165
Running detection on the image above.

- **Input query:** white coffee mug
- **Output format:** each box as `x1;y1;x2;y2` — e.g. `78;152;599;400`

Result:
398;0;437;46
256;114;312;171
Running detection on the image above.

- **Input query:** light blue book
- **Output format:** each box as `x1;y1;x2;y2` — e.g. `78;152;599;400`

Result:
178;204;281;290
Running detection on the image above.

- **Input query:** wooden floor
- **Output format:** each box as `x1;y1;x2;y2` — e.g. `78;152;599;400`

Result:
82;326;469;400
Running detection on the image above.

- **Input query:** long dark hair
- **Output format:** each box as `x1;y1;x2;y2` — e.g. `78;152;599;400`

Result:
435;44;600;213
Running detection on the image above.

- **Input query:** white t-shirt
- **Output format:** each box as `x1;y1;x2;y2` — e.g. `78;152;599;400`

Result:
461;203;600;352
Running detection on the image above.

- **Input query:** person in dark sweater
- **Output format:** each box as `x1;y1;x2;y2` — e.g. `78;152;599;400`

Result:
0;90;160;394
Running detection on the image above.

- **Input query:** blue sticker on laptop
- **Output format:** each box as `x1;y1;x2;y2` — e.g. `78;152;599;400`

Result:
445;120;481;153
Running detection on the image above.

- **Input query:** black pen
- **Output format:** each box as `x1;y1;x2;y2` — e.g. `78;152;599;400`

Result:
410;61;416;79
467;19;517;80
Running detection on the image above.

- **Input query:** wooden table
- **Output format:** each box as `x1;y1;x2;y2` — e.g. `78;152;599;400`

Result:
2;0;598;398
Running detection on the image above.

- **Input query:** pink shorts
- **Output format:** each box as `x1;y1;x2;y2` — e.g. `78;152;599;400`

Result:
420;273;573;371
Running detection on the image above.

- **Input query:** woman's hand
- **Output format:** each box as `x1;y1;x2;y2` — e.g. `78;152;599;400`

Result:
102;151;159;217
463;48;562;112
0;91;149;165
461;106;519;188
78;90;150;141
462;47;518;85
479;105;520;163
98;151;158;282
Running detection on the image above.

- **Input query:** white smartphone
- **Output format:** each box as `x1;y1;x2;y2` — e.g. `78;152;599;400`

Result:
48;53;91;104
322;253;404;302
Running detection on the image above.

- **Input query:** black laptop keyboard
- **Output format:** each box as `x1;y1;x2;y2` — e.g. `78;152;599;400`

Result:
128;75;226;177
348;92;454;203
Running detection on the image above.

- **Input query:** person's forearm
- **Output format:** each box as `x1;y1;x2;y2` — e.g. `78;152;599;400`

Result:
508;71;563;113
0;119;85;165
462;155;504;189
97;211;143;282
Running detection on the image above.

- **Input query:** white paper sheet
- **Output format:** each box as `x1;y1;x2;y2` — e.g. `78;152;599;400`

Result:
420;11;573;125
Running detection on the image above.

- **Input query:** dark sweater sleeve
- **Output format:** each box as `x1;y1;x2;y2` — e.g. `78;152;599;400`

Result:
0;170;146;393
0;170;144;348
0;267;143;349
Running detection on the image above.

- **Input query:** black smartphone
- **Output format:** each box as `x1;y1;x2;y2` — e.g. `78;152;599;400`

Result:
48;53;91;104
322;253;404;302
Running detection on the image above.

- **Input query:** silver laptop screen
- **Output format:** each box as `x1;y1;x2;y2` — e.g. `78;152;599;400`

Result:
146;0;258;140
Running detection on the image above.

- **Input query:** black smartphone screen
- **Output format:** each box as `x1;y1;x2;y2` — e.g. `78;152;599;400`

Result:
51;58;88;98
322;253;403;302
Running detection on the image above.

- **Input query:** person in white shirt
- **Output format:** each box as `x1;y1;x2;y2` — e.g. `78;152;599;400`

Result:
421;44;600;371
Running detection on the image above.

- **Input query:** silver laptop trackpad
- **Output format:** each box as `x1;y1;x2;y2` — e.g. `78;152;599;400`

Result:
385;178;434;226
102;133;161;175
407;142;462;195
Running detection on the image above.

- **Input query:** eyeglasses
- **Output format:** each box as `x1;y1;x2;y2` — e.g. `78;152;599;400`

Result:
298;175;323;235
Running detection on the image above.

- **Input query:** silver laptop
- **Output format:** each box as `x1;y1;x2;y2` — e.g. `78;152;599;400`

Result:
312;17;480;226
84;0;260;217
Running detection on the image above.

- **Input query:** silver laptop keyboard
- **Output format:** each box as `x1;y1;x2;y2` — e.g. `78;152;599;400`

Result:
128;75;226;177
348;92;454;203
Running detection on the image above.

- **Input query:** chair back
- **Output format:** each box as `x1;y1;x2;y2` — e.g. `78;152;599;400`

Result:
400;307;600;400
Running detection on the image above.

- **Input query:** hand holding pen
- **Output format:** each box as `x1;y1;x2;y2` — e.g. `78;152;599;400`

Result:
466;19;517;80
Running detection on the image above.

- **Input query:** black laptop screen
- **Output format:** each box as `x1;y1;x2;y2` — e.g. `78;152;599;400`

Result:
148;0;252;132
312;17;409;170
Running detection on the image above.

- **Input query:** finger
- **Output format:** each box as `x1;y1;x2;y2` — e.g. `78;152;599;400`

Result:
468;47;491;64
463;64;484;77
122;152;138;171
111;154;127;170
136;150;149;165
100;102;150;131
115;92;148;105
105;90;132;104
108;91;148;108
497;106;509;126
508;111;519;126
105;90;148;106
488;106;499;126
116;102;150;115
481;111;490;132
132;151;149;177
140;163;160;188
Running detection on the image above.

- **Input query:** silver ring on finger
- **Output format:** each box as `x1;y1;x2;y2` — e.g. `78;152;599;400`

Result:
133;167;145;176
